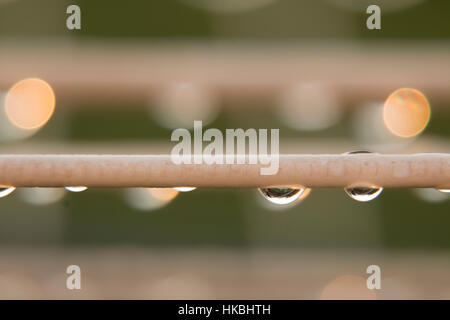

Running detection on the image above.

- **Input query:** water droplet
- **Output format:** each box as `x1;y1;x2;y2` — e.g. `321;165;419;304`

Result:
65;186;87;192
0;186;15;198
258;187;305;205
173;187;196;192
343;150;383;202
344;185;383;202
437;189;450;193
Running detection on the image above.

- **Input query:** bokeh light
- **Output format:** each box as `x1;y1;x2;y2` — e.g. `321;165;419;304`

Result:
5;78;55;130
352;102;415;152
278;83;341;131
414;188;449;203
19;188;66;206
383;88;430;138
147;188;179;202
151;82;218;129
124;188;179;211
0;92;38;142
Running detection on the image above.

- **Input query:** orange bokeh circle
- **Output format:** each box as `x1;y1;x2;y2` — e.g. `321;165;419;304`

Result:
5;78;55;130
383;88;430;138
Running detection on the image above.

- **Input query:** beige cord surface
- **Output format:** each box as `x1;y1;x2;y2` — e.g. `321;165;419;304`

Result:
0;154;448;188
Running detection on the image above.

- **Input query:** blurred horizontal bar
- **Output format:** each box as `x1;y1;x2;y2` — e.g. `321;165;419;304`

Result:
0;154;448;188
2;249;450;299
1;40;450;106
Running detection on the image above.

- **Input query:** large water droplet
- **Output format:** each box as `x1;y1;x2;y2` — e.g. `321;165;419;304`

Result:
65;186;87;192
343;150;383;202
173;187;196;192
258;187;305;205
0;186;15;198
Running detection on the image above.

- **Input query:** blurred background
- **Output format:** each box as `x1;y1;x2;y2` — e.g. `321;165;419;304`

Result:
0;0;449;299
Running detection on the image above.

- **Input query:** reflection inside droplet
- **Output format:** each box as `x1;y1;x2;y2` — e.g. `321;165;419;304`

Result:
173;187;196;192
65;186;87;192
343;150;383;202
344;185;383;202
258;187;305;205
437;189;450;194
0;186;15;198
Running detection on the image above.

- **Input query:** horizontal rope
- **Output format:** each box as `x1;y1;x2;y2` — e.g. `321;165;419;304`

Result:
0;154;448;188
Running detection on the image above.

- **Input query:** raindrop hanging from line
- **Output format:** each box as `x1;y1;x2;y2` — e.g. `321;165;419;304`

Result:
344;185;383;202
65;186;87;192
0;186;15;198
343;150;383;202
258;187;305;205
